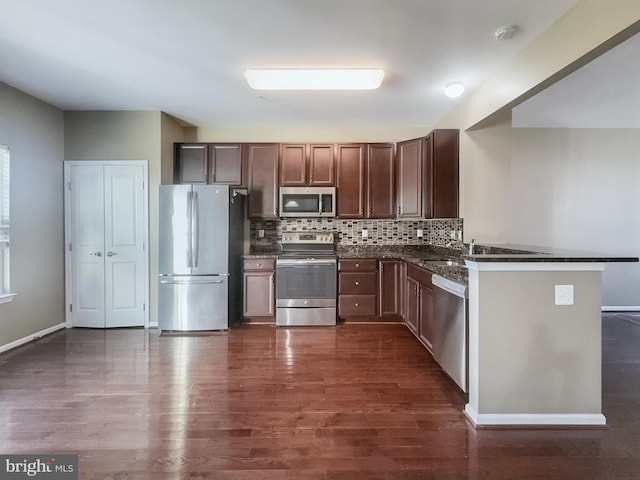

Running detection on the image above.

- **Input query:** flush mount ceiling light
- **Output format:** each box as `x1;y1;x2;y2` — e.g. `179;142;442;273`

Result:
444;81;465;98
244;68;385;90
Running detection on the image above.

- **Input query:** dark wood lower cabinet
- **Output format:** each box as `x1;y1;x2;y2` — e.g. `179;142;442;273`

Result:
338;258;378;321
242;258;275;322
379;260;403;320
406;263;434;350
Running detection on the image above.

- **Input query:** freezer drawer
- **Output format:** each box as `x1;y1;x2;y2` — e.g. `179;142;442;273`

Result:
158;274;229;331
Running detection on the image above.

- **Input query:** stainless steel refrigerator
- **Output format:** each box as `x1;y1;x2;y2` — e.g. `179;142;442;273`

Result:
158;184;244;332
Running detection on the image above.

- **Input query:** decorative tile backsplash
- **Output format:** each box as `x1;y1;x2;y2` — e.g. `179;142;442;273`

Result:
251;218;463;247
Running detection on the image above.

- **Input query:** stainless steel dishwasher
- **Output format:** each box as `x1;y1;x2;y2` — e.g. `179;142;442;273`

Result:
431;274;468;393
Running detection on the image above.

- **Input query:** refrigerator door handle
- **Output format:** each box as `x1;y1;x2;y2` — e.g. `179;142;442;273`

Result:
193;190;200;268
187;190;193;268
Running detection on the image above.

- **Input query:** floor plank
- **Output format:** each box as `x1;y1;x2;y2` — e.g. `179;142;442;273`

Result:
1;316;640;479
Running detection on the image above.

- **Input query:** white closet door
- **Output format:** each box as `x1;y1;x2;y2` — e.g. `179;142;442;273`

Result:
66;161;148;328
104;165;146;327
69;164;106;328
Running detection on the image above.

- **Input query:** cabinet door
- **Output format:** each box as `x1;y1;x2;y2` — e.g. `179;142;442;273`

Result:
423;134;434;219
308;144;335;186
418;282;434;350
174;144;208;184
367;143;395;218
210;144;242;185
336;144;366;218
247;144;279;219
280;144;307;186
243;271;275;317
405;277;419;334
431;129;459;218
396;138;423;218
379;260;401;317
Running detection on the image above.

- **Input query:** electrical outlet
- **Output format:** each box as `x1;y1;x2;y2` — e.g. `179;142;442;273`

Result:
362;229;368;238
555;285;574;305
450;230;456;240
258;229;265;238
416;229;424;238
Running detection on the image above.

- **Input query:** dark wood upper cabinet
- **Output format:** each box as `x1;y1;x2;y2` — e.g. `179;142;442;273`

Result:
336;143;394;219
175;143;242;185
308;144;335;186
209;144;242;185
279;144;307;186
336;143;366;218
247;143;279;219
396;137;423;218
280;143;335;187
366;143;395;218
424;129;459;218
174;144;208;184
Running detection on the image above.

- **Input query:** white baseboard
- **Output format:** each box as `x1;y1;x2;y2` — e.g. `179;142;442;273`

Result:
149;321;158;328
464;404;606;427
602;306;640;312
0;322;66;355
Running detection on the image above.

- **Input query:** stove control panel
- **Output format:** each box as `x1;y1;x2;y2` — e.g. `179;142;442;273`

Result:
281;232;334;245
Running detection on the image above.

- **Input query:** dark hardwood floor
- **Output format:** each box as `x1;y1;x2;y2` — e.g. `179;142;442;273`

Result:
2;314;640;479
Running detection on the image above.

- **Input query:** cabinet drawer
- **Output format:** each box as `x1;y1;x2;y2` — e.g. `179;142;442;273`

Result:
406;263;432;286
339;258;377;272
243;258;275;271
339;294;377;317
339;272;377;294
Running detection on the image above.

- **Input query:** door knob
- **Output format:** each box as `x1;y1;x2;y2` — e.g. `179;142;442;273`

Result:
90;251;103;257
107;251;117;257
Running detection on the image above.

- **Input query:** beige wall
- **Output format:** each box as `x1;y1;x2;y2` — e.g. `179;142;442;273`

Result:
191;125;429;144
0;82;65;347
468;265;603;420
64;111;164;323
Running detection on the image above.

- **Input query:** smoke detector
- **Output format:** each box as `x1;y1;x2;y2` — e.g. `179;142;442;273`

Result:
494;24;518;41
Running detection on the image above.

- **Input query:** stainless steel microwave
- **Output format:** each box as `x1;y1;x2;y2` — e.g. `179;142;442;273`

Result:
279;186;336;218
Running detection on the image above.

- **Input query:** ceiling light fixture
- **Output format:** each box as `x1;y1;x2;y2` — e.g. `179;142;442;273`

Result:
444;81;465;98
244;68;385;90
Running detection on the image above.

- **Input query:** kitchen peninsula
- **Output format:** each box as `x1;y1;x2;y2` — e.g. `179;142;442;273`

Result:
464;246;638;427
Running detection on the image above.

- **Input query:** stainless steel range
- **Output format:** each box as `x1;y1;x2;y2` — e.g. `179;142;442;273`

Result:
276;232;337;326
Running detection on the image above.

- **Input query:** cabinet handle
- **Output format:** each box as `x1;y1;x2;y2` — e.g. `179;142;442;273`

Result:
355;263;360;268
256;263;261;267
355;303;360;307
355;281;359;286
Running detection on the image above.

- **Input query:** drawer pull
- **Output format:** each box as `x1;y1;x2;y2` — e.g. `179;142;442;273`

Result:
355;263;360;268
256;263;261;267
354;281;359;286
355;303;359;307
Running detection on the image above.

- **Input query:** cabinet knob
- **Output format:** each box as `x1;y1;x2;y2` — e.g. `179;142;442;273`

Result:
256;262;261;267
355;263;360;268
354;281;359;286
355;303;360;307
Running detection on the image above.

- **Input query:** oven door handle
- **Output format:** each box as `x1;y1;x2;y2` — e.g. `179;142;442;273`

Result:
277;258;337;266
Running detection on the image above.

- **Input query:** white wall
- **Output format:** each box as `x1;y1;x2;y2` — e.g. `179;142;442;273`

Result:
460;122;640;308
0;82;65;347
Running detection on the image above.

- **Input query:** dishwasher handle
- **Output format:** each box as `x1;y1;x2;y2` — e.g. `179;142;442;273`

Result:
432;274;468;298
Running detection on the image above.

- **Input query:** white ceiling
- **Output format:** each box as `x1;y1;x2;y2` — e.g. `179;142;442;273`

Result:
0;0;581;128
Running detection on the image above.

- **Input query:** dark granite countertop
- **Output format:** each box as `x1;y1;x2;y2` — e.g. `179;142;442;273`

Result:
243;242;637;287
464;243;638;263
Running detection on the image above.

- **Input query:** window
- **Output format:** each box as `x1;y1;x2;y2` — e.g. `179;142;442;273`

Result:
0;144;13;303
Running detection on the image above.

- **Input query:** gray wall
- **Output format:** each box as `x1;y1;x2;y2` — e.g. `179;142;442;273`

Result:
0;82;65;346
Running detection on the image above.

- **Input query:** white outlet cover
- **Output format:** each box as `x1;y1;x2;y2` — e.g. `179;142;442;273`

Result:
555;285;574;305
362;229;368;238
416;229;424;238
